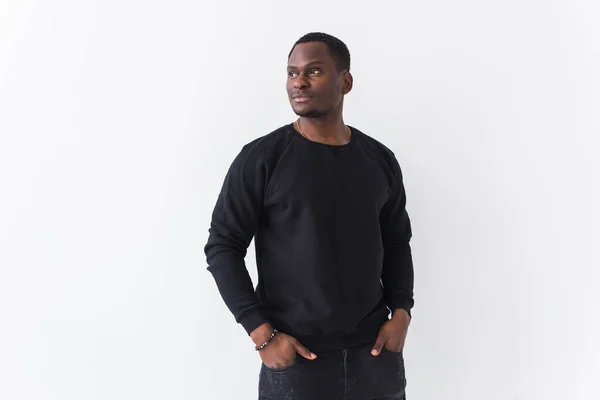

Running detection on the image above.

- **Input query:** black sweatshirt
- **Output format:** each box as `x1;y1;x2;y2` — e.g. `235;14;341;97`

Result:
205;123;414;353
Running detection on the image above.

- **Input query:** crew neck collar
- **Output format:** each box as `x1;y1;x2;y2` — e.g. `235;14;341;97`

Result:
288;122;358;150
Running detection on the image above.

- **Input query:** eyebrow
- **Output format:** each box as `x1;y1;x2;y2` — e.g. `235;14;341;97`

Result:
287;61;326;69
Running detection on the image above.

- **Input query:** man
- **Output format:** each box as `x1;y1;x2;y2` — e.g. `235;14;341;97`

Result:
205;32;414;400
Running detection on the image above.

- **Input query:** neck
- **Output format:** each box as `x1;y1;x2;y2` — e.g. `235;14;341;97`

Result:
297;109;350;145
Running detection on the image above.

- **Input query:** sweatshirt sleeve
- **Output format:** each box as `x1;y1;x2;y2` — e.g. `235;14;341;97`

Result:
379;154;415;317
204;143;269;335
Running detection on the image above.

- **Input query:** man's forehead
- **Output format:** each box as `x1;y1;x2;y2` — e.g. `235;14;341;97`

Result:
288;42;332;65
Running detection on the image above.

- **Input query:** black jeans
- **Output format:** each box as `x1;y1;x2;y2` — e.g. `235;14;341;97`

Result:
258;342;406;400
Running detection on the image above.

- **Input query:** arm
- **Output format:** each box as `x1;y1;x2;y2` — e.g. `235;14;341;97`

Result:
372;154;414;355
379;154;414;318
205;144;319;364
204;144;269;336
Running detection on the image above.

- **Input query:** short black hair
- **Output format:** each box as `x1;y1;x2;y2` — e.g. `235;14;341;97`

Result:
288;32;351;72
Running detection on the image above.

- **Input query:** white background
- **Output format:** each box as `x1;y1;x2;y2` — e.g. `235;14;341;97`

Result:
1;0;599;399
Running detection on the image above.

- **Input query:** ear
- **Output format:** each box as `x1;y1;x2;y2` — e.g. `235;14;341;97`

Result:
341;71;353;95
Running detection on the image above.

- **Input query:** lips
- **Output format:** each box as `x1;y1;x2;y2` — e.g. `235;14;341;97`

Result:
294;97;311;103
292;94;312;103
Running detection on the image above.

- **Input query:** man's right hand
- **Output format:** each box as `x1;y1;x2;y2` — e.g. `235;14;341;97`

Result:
250;323;317;369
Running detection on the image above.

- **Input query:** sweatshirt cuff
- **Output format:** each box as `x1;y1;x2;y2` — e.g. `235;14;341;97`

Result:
239;310;270;335
387;298;414;319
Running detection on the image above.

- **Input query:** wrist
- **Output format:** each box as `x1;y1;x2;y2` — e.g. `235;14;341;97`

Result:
250;322;274;346
392;308;411;320
254;328;278;351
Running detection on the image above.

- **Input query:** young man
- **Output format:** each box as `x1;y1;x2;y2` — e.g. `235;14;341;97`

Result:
205;32;414;400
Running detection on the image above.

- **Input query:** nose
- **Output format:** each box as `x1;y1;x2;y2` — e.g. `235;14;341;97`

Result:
293;73;309;90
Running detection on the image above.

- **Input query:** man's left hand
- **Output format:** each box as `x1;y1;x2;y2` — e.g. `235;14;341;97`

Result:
371;309;411;356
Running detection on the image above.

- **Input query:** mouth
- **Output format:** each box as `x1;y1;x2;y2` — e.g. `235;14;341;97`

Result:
292;95;312;103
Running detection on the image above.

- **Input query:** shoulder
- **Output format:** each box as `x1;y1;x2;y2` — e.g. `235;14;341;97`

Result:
229;124;295;176
238;124;294;158
353;126;400;170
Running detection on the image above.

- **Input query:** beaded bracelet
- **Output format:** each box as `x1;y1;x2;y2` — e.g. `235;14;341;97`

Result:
255;329;278;351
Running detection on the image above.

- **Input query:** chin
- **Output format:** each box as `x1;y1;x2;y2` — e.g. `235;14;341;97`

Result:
293;107;325;118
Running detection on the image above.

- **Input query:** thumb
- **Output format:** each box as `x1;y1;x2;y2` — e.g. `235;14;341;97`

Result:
371;334;387;356
292;339;317;360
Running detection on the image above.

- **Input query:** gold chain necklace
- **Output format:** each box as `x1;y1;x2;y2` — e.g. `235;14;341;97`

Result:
294;119;351;142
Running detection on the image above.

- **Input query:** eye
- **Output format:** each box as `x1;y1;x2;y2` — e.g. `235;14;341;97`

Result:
309;69;321;75
288;71;298;78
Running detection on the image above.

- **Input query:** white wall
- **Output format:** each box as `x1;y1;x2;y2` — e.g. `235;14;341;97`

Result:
1;1;598;399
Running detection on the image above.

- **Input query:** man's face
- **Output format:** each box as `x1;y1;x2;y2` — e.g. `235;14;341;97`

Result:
286;42;350;118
